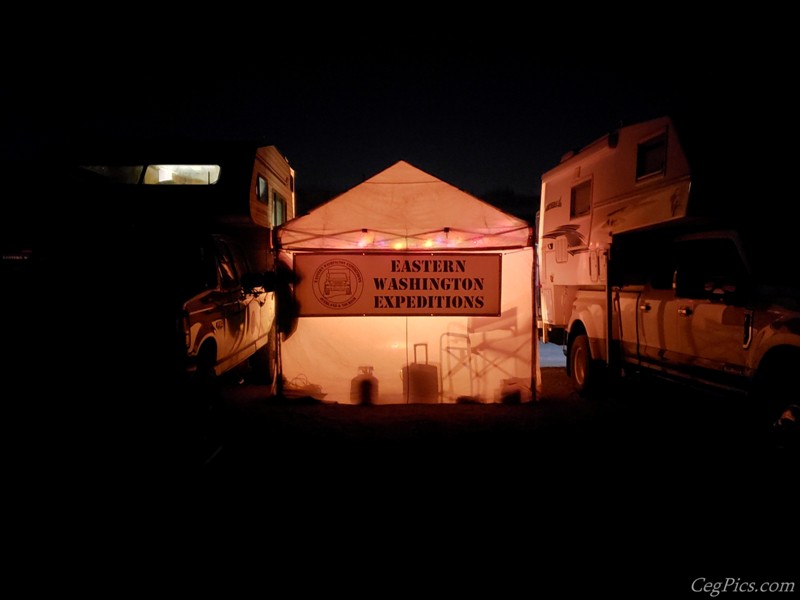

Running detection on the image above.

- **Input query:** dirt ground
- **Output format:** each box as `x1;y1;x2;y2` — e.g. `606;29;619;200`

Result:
32;365;790;593
180;366;795;587
204;365;789;475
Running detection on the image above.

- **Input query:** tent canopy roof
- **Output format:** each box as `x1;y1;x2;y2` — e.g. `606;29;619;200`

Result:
278;161;532;251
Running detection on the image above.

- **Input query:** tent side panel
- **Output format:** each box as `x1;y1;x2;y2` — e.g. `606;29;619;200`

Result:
279;248;537;404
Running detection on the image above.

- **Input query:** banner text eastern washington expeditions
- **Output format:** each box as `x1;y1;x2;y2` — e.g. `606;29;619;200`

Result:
294;254;501;316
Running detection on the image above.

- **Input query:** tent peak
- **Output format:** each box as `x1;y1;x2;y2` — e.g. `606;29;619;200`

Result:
278;157;532;251
364;160;441;185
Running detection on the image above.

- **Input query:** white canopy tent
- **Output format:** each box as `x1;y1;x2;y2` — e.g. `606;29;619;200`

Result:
276;161;539;404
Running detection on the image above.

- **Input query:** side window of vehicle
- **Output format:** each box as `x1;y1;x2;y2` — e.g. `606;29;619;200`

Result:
620;240;673;289
192;239;219;293
227;239;252;284
649;250;676;290
650;269;674;291
214;237;240;291
674;238;747;300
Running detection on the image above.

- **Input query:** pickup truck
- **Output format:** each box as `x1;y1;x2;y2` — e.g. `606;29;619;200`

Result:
566;221;800;439
2;140;296;467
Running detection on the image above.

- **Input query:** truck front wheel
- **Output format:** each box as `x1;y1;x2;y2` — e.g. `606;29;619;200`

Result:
752;349;800;450
569;333;602;397
174;343;225;468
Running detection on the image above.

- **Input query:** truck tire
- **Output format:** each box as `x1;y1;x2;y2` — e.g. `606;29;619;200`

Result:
185;343;224;466
752;349;800;450
569;333;602;397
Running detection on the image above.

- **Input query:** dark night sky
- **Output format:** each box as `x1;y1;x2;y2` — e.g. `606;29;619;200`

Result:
2;17;792;220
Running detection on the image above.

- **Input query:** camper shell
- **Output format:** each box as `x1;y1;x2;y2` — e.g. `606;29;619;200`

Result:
537;116;799;441
538;115;692;344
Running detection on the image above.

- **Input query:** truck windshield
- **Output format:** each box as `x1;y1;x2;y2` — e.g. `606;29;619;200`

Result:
79;164;221;185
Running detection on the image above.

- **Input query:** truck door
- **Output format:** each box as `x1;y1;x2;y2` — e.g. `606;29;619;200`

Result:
611;230;683;371
672;236;752;388
227;237;271;346
636;252;683;370
637;283;683;370
212;235;249;369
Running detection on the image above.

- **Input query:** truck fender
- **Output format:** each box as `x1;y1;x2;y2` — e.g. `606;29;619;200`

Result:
567;303;607;364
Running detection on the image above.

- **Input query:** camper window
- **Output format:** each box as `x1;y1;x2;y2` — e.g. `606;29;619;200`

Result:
256;176;268;203
273;191;287;226
636;132;667;180
570;180;591;218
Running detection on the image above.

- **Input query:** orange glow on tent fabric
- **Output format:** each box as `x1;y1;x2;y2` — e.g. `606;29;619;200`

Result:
350;230;491;250
358;229;373;248
274;160;539;404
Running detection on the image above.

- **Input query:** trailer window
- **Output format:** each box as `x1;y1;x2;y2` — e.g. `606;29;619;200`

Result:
273;191;287;227
570;180;591;218
256;175;268;203
143;164;221;185
79;164;221;184
636;132;666;180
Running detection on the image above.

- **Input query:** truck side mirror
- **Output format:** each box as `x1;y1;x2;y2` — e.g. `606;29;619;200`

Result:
241;271;277;294
707;279;752;305
706;281;736;303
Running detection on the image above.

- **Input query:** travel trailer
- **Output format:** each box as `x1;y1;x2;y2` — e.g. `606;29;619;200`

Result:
537;116;799;437
66;140;296;387
2;139;296;462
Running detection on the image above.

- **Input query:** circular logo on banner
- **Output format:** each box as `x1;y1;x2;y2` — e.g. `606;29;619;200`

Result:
312;259;364;309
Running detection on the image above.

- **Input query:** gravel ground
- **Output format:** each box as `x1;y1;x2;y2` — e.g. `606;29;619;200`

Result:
181;365;795;588
204;365;787;475
58;364;790;594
